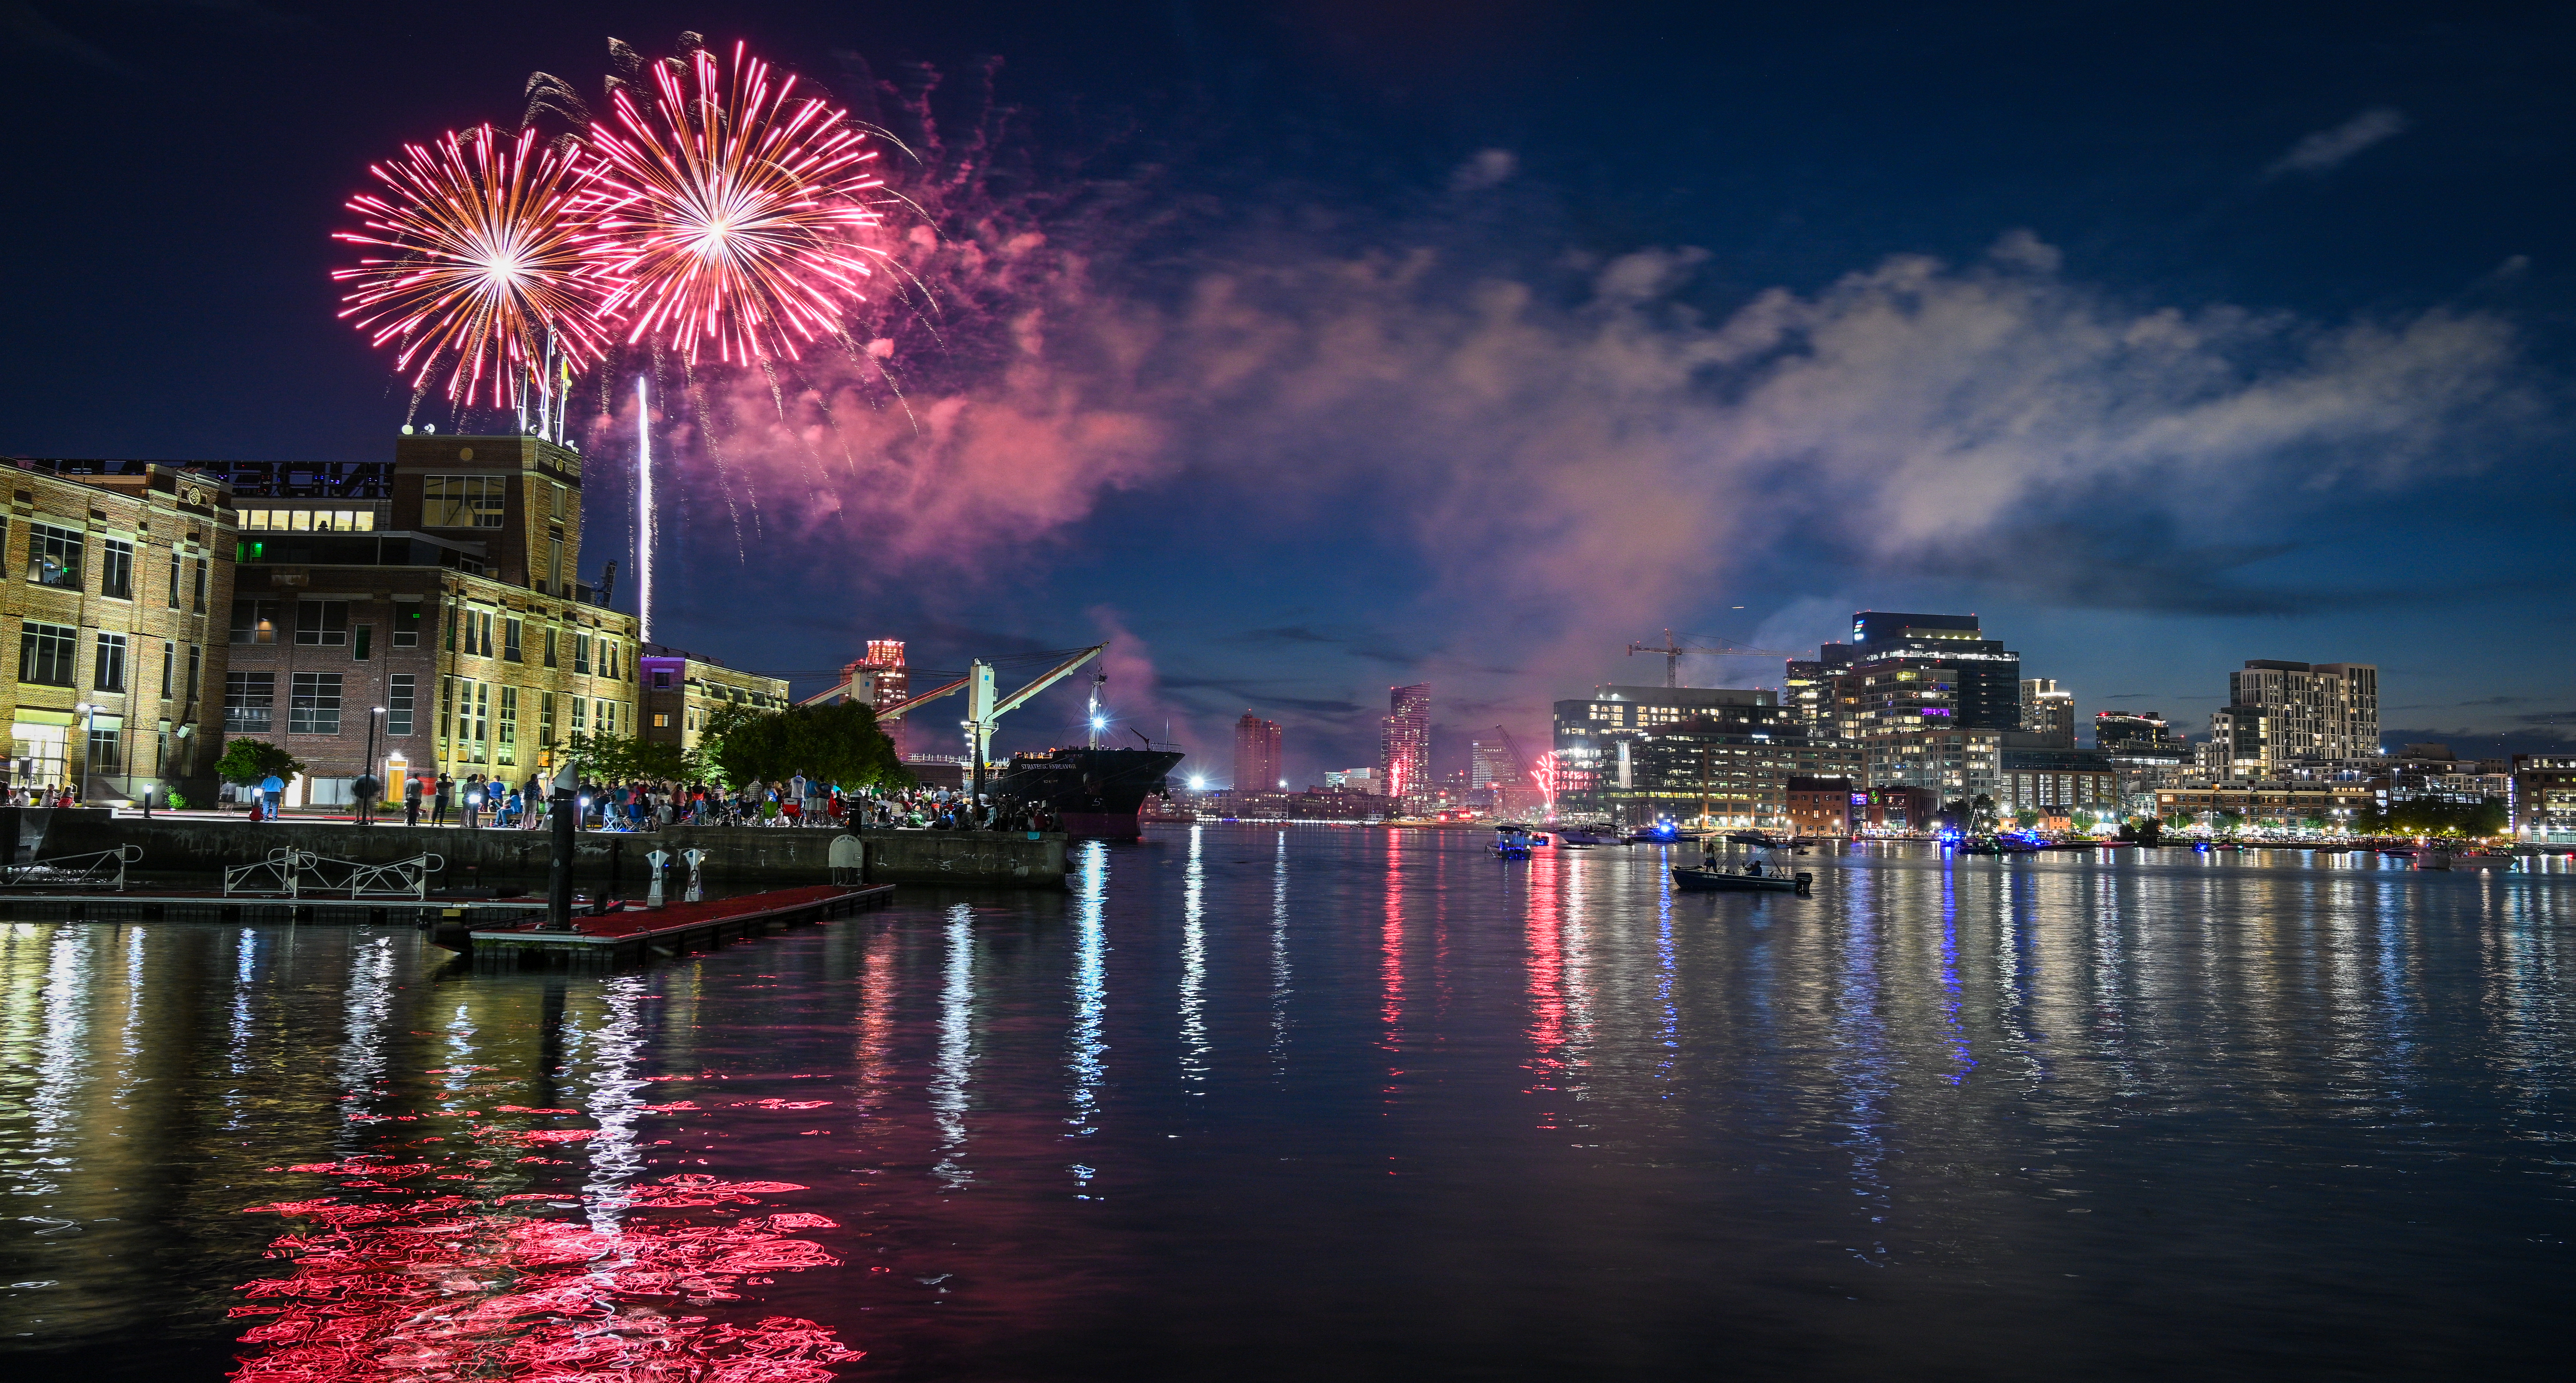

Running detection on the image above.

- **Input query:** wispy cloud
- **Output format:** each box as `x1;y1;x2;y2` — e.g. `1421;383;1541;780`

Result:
2266;107;2411;178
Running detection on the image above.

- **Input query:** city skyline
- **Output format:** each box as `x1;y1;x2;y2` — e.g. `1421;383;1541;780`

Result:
4;3;2573;784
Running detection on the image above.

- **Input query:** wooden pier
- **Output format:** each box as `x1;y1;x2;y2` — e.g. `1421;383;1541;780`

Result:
466;883;896;969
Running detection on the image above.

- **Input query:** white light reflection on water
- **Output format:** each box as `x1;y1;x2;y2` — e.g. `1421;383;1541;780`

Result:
1180;824;1210;1093
333;936;398;1127
1066;840;1108;1190
583;974;652;1232
1271;830;1292;1074
932;903;976;1190
24;928;95;1196
223;930;257;1128
1833;890;1894;1269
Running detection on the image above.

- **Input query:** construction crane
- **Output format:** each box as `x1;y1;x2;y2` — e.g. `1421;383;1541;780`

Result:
1625;628;1803;688
1490;724;1535;785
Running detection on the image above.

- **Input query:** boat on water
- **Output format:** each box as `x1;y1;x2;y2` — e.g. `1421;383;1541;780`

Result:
1492;824;1539;859
2418;849;2516;871
1555;825;1621;847
1671;861;1813;894
987;746;1185;840
1725;830;1785;848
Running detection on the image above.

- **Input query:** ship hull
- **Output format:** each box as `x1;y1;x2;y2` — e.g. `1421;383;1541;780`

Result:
988;747;1186;840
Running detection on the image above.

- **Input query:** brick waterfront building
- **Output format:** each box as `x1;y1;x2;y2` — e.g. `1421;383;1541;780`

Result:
212;433;642;805
640;647;791;756
2;460;236;799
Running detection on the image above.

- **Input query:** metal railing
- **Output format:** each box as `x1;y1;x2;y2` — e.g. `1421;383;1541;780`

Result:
2;845;143;892
223;848;444;900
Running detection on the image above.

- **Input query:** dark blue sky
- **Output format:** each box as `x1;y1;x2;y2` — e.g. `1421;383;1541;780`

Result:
5;2;2573;782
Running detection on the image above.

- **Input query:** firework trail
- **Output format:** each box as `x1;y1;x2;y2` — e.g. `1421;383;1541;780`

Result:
332;126;621;409
586;40;896;366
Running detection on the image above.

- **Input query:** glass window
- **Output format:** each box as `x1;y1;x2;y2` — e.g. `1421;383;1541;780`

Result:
294;600;349;646
574;632;592;674
570;695;587;733
422;475;506;528
87;726;121;775
167;550;181;607
289;672;343;735
18;621;76;686
392;602;422;648
225;672;275;733
230;598;280;644
93;633;126;692
100;539;134;600
387;673;414;737
26;523;82;589
540;690;556;746
543;627;558;667
498;686;518;766
504;618;522;662
187;644;200;700
160;641;174;697
192;558;207;613
353;625;372;661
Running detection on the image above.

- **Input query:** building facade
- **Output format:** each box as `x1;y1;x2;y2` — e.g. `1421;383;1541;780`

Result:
640;647;792;755
2156;780;2376;826
2221;660;2380;769
1380;683;1430;808
1998;743;2119;819
1785;775;1857;836
1234;712;1283;792
3;460;236;801
2018;677;2077;748
1551;685;1864;828
2513;755;2576;842
217;435;641;801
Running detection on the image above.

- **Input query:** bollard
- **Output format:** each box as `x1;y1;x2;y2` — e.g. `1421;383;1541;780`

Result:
646;848;670;910
682;847;706;903
547;762;577;930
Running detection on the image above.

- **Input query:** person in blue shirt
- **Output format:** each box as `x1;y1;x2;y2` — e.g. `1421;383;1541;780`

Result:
259;773;285;822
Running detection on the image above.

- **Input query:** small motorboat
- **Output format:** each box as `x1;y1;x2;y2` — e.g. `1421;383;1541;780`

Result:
2418;850;2516;871
1725;830;1784;848
1555;825;1620;847
1672;860;1813;895
1492;824;1538;859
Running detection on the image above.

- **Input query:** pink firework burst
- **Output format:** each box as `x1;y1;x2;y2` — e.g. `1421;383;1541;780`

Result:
586;41;893;365
332;126;622;407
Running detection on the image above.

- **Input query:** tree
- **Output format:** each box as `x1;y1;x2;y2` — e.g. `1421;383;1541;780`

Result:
561;730;697;784
700;701;910;790
215;738;303;786
2013;809;2042;829
2358;796;2508;838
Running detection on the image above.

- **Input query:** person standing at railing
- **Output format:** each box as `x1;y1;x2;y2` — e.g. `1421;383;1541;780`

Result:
403;774;422;827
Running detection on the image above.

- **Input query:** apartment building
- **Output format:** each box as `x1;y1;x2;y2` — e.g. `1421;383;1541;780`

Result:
640;646;793;755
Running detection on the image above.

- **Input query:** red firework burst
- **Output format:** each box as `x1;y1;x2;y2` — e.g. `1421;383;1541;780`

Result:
332;126;622;407
585;41;892;365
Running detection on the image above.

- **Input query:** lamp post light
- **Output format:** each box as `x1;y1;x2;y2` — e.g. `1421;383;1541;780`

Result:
359;707;388;825
72;701;96;804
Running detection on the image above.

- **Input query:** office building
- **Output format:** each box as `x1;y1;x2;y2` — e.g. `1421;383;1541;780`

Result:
1843;612;2022;731
3;459;237;800
1864;728;2002;805
2019;678;2077;748
640;647;793;755
1998;741;2119;820
1470;739;1518;790
1235;712;1283;792
1785;775;1858;837
1551;685;1863;827
2095;710;2185;757
1380;683;1431;807
2514;755;2576;842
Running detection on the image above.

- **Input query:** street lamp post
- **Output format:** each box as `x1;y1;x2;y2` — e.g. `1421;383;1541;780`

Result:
72;701;95;804
359;707;388;825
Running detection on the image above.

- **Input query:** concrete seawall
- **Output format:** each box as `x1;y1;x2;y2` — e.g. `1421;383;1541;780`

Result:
0;809;1068;889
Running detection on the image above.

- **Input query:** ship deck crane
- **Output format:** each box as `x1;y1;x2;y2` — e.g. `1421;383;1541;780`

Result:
791;645;1109;799
1625;628;1803;688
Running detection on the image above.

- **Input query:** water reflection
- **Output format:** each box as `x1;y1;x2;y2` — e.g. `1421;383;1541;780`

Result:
932;903;976;1190
1180;825;1210;1093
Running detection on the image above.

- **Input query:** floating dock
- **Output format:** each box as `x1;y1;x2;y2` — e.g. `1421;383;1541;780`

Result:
0;890;546;928
465;883;896;969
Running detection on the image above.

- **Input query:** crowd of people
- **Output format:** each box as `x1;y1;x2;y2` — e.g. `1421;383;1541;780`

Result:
370;772;1059;833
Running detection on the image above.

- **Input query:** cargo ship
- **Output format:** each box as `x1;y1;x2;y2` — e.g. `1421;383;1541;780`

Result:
988;745;1186;839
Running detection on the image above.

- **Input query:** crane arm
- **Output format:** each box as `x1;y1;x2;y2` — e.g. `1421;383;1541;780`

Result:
990;644;1106;718
867;675;970;721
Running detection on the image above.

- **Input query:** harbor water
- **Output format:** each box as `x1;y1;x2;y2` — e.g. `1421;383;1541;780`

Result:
1;827;2569;1379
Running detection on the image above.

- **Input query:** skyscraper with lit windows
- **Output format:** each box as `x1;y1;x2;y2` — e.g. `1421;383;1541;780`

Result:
1381;683;1431;808
1234;712;1282;791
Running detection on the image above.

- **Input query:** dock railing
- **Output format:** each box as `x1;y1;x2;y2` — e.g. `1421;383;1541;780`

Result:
224;848;445;900
2;845;144;893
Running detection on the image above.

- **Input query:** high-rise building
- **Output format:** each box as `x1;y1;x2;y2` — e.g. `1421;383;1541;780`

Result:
845;638;910;754
1843;612;2021;731
1550;685;1863;827
2019;678;2077;748
1381;683;1431;807
1470;740;1517;789
2219;661;2380;771
1233;712;1282;791
2095;709;2184;757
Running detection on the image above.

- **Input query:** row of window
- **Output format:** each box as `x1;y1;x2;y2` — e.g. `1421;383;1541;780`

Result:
225;597;630;679
12;518;210;608
436;676;625;765
239;508;378;532
18;622;201;697
218;671;414;737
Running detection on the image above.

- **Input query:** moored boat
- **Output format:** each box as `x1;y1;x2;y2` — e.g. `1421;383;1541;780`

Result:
1671;863;1812;894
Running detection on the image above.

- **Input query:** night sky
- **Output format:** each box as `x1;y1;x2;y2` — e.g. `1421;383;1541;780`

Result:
6;2;2573;784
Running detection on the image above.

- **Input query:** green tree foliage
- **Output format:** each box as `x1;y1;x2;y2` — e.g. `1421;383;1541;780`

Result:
214;738;304;786
699;701;910;789
2357;797;2508;837
561;731;697;784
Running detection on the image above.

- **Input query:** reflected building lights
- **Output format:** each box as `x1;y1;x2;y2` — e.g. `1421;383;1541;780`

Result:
1066;841;1108;1177
1271;830;1292;1074
1180;825;1210;1092
932;903;976;1190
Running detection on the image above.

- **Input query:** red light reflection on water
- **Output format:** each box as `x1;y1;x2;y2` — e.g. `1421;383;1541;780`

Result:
1523;848;1569;1129
1380;834;1405;1103
229;1165;861;1381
